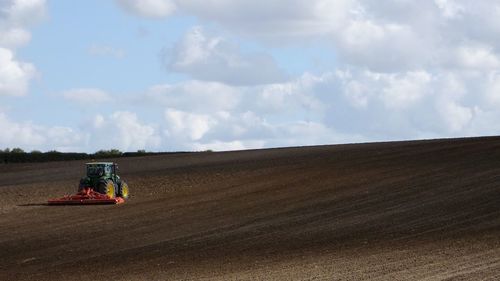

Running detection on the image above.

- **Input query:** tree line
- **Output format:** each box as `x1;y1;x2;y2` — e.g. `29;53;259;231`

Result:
0;148;161;164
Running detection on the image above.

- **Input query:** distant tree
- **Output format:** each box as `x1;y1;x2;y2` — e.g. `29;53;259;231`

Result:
45;150;62;155
2;148;10;153
94;149;122;158
137;149;146;154
109;149;122;156
11;148;25;153
30;150;42;154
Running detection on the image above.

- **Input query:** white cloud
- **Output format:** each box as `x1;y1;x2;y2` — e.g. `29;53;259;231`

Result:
306;69;490;139
0;0;46;97
175;0;355;42
335;20;427;72
111;0;500;74
191;140;264;151
437;100;472;133
134;69;482;150
381;71;432;109
115;0;176;18
0;112;44;147
0;47;35;96
86;111;161;151
260;121;352;148
120;0;354;40
62;88;113;105
466;107;500;136
435;0;464;19
161;107;351;151
142;80;241;113
167;26;287;85
187;118;363;151
3;0;47;25
0;110;160;152
0;0;46;48
0;27;31;48
147;76;360;151
484;72;500;107
255;72;326;116
335;69;434;111
454;44;500;70
146;1;500;74
137;74;333;149
164;108;216;141
0;111;83;152
7;68;500;152
111;111;161;150
45;126;83;150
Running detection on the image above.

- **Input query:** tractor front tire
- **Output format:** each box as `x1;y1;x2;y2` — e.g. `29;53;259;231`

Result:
98;180;116;198
119;181;129;199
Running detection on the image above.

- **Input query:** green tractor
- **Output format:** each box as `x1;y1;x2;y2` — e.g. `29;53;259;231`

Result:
79;162;129;199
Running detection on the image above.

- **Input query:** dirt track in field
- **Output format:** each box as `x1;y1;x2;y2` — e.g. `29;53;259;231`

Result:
1;137;500;280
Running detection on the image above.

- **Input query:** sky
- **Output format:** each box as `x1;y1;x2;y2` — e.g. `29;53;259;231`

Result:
1;0;500;152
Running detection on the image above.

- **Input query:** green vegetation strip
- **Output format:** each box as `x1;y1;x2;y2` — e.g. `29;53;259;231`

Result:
0;148;197;164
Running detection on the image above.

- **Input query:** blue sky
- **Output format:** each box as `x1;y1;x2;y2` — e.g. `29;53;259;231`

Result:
1;0;500;152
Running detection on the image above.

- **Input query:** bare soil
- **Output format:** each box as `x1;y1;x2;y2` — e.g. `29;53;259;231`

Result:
1;137;500;280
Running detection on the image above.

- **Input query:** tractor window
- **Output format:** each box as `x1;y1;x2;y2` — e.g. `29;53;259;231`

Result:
87;165;104;176
105;165;111;175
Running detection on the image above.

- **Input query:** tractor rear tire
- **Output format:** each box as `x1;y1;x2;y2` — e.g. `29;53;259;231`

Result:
97;180;116;198
119;181;129;199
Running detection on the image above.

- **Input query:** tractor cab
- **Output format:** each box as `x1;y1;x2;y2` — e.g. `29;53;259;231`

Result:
86;162;116;178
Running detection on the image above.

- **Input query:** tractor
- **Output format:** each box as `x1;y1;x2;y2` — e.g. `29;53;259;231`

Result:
79;162;129;199
48;162;129;205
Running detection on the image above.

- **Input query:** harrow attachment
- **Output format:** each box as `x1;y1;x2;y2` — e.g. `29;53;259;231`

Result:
48;187;125;205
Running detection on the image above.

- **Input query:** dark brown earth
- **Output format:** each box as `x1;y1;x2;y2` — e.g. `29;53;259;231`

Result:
1;137;500;280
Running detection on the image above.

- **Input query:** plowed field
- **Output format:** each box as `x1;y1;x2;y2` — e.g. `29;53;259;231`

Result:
1;137;500;280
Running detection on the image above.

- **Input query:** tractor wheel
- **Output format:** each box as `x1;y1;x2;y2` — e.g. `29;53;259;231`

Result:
98;180;116;198
119;181;130;199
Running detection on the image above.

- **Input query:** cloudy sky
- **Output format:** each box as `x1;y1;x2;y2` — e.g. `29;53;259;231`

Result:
1;0;500;152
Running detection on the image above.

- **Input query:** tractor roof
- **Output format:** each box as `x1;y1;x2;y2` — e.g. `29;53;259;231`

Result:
85;162;115;165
